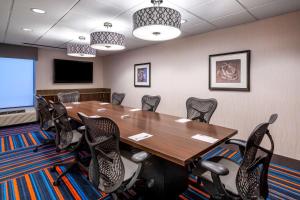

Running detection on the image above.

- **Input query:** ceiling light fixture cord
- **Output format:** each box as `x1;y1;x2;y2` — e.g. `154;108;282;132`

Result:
151;0;162;7
104;22;112;30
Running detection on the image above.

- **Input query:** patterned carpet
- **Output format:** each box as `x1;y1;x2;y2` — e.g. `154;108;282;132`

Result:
0;123;299;200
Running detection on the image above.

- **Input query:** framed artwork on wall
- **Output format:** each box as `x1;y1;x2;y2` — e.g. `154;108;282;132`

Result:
209;50;250;91
134;63;151;87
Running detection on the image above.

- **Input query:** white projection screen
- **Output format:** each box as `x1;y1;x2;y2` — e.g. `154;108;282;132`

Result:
0;57;35;109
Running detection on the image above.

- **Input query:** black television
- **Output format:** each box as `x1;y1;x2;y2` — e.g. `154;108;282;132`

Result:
53;59;93;83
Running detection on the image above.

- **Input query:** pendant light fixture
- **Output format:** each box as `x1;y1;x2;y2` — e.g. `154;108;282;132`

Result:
133;0;181;41
67;43;96;57
90;22;125;51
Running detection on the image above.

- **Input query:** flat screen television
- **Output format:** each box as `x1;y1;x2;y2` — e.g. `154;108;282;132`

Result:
53;59;93;83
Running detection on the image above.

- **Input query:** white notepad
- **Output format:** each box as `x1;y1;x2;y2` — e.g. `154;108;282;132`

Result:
99;102;109;105
90;115;100;118
65;106;73;109
128;133;153;141
72;102;80;105
121;114;130;119
175;118;191;123
191;134;218;144
97;108;106;112
129;108;141;112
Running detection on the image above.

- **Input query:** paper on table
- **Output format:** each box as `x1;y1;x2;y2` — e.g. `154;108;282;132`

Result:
97;108;106;112
128;132;153;141
65;106;73;109
129;108;141;112
191;134;218;144
72;102;80;105
90;115;100;118
175;118;191;123
99;102;109;105
121;114;130;119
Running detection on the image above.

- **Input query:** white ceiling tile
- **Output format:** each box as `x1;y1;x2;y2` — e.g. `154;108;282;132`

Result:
187;0;245;21
182;21;216;35
211;11;256;28
165;0;210;9
237;0;275;9
71;0;123;19
249;0;300;19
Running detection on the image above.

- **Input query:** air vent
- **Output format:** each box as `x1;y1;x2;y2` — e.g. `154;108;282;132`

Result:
0;109;26;115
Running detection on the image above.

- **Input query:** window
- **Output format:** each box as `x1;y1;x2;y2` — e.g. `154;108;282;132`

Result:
0;57;35;109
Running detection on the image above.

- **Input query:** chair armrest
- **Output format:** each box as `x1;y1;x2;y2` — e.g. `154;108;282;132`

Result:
131;151;149;163
225;139;246;147
200;160;229;176
77;126;86;132
225;139;246;157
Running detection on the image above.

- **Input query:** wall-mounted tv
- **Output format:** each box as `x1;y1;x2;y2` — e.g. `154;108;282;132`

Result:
53;59;93;83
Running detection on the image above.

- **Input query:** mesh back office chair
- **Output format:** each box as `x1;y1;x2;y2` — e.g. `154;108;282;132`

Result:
141;95;161;112
186;97;218;123
112;92;125;105
192;114;278;200
78;113;142;199
50;101;84;186
57;91;80;103
34;96;55;152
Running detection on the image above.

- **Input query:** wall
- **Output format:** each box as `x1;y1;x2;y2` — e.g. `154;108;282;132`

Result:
36;48;104;90
103;11;300;159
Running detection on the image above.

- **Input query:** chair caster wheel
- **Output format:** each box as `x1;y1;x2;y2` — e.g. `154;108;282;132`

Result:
50;166;56;172
53;180;60;186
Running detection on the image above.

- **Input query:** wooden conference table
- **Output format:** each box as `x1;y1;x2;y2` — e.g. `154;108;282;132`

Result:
66;101;237;199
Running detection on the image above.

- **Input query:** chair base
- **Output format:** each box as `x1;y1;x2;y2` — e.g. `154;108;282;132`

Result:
33;139;56;152
52;160;78;186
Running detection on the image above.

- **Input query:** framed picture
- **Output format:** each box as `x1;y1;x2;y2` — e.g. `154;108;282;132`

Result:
134;63;151;87
209;50;250;91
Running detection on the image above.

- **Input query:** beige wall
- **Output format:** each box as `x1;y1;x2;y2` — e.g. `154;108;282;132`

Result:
36;48;104;90
103;11;300;159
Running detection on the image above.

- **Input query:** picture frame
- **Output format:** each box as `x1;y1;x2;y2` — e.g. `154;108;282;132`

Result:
209;50;250;91
134;63;151;87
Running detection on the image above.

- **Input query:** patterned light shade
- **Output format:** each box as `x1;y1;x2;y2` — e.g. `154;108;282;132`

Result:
67;43;96;57
90;31;125;51
133;6;181;41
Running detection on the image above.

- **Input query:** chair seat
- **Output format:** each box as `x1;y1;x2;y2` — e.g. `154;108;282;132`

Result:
121;156;139;181
71;130;82;144
193;158;239;195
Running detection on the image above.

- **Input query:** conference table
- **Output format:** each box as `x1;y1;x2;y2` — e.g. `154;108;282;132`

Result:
65;101;237;199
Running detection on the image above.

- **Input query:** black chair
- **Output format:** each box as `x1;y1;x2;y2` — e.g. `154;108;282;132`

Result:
192;114;278;200
112;92;125;105
50;101;84;186
141;95;161;112
34;96;56;152
186;97;217;123
57;91;80;103
78;113;142;199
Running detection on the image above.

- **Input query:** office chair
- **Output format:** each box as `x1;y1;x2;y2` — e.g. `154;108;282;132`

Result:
57;91;80;103
50;101;84;186
141;95;161;112
34;96;55;152
186;97;217;123
112;92;125;105
192;114;278;200
78;113;143;199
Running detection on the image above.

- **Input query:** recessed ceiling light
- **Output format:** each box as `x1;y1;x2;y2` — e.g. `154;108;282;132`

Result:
22;28;32;32
31;8;46;14
181;19;187;24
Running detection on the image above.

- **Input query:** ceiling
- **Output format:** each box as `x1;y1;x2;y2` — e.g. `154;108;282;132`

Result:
1;0;300;56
